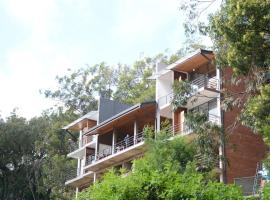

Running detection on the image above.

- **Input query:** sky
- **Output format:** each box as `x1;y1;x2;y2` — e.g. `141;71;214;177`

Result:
0;0;219;119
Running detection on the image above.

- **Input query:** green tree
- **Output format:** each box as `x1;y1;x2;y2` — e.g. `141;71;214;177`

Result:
0;110;77;200
77;130;242;200
43;63;117;114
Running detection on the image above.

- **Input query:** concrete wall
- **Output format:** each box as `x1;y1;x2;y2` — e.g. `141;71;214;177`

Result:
156;71;173;101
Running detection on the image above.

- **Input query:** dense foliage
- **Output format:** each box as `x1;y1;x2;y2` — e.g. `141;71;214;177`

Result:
77;130;242;200
0;111;77;199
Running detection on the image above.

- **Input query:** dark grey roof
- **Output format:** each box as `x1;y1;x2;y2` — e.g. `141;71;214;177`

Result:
98;98;132;123
84;101;156;135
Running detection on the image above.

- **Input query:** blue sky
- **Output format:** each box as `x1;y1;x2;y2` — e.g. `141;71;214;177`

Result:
0;0;219;119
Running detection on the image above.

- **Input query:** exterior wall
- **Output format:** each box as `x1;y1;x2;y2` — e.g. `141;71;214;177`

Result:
156;71;173;101
223;68;268;183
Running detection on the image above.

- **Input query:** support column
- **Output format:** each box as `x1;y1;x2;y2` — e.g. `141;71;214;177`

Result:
134;120;138;144
156;107;161;133
216;66;226;183
94;134;99;161
75;187;79;199
112;129;117;154
93;172;97;183
79;130;83;148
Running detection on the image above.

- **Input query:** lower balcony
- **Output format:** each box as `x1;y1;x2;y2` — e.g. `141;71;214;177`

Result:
165;113;221;139
65;169;94;188
84;132;146;172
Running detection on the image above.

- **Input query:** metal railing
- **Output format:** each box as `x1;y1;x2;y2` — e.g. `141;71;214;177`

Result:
162;114;220;137
158;75;220;108
85;154;95;166
208;114;221;124
68;141;79;153
234;176;258;196
65;168;80;182
191;75;219;91
158;92;173;108
68;135;95;153
85;132;145;166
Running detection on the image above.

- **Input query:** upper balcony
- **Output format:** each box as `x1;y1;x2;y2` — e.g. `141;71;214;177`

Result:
158;75;220;110
67;135;96;159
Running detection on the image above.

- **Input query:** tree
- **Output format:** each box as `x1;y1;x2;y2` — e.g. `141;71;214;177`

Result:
77;129;242;200
209;0;270;75
43;63;117;115
0;110;77;200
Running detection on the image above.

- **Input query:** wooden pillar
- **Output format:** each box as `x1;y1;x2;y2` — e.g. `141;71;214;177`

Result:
134;120;138;144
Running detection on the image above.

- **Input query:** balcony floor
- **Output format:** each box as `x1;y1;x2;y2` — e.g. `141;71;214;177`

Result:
186;88;219;109
67;141;96;159
65;171;94;188
84;141;146;172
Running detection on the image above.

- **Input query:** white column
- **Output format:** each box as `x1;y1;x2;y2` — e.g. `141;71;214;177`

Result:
216;66;225;183
156;107;161;132
79;130;83;148
134;120;138;144
93;172;97;183
94;134;99;161
75;187;79;199
112;129;116;154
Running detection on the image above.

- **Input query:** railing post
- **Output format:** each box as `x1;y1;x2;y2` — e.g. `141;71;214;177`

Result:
112;129;116;154
94;134;99;161
134;120;138;144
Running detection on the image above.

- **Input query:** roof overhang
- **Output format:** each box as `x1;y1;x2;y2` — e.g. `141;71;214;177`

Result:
85;101;156;136
62;111;98;131
167;49;214;73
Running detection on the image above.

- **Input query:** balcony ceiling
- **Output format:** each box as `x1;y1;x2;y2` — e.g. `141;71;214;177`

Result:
85;102;156;136
167;49;214;73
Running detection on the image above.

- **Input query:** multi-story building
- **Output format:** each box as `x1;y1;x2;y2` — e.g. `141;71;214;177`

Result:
64;98;156;194
64;49;268;196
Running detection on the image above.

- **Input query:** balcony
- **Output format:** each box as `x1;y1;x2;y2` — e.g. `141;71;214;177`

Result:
84;132;146;172
65;168;94;187
67;135;96;159
158;75;220;110
164;113;221;139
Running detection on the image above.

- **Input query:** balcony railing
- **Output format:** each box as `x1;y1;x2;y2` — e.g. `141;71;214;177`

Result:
85;132;145;166
163;114;220;136
65;167;80;182
68;141;79;153
68;135;95;154
191;75;219;91
234;176;262;196
158;76;219;108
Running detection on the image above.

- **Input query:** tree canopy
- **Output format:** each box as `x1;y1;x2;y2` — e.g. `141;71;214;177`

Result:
77;129;242;200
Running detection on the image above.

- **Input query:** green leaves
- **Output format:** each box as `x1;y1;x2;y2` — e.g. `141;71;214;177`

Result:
171;80;194;111
77;130;242;200
209;0;270;75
